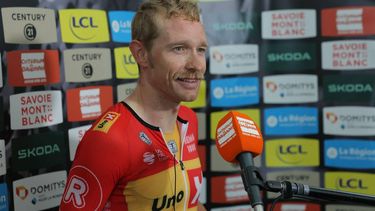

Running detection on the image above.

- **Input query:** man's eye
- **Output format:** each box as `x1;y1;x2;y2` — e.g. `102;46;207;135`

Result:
174;46;186;52
198;48;207;54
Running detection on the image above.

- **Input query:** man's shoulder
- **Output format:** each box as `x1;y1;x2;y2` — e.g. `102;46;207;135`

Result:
90;102;129;135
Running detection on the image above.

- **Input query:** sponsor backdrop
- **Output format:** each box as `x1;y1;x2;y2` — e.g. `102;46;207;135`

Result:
0;0;375;210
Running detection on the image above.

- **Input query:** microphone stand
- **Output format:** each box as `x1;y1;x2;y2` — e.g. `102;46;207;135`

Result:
265;180;375;205
238;160;375;207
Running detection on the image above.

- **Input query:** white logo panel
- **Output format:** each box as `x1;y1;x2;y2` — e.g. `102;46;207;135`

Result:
322;40;375;70
323;106;375;136
10;90;63;129
262;9;317;39
13;171;66;211
263;74;318;103
209;44;258;74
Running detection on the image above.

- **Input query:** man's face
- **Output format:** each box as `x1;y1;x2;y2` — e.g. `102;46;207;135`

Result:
144;16;207;103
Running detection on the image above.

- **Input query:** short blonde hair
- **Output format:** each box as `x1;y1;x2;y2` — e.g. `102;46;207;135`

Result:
132;0;201;50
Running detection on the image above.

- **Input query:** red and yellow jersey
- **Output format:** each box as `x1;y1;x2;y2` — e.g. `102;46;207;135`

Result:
60;102;203;211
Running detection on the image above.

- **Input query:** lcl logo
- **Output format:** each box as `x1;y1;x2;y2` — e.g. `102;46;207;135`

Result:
337;178;368;189
278;145;307;154
71;17;98;28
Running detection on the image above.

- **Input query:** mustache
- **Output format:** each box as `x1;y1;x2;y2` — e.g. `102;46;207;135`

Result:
174;72;205;80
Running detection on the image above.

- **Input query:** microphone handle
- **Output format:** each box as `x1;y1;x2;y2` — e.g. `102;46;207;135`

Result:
237;152;264;211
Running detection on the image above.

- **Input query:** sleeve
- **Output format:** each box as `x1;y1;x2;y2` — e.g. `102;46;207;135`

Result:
59;125;130;210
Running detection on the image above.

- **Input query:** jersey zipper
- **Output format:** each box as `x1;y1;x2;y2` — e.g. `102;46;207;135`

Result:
179;122;189;211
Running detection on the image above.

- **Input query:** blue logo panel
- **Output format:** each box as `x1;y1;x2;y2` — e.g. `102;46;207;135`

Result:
210;77;259;107
0;183;8;211
324;139;375;169
264;107;318;136
108;11;135;43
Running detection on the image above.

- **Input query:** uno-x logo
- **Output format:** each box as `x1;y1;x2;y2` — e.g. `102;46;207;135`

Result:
326;112;338;123
93;112;120;133
16;186;29;200
63;175;89;208
191;176;202;204
152;191;184;211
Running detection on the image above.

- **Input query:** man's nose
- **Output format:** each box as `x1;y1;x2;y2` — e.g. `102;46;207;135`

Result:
186;51;206;72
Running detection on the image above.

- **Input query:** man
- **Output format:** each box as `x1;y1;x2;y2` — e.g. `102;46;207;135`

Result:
60;0;207;210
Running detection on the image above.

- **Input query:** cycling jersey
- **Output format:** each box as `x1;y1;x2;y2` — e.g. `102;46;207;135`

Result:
60;102;203;211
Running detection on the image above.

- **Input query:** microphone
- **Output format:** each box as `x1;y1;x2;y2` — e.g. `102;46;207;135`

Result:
215;111;264;211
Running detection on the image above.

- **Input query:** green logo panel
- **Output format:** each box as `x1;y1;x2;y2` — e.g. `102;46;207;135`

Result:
263;42;316;73
323;75;375;103
11;131;67;171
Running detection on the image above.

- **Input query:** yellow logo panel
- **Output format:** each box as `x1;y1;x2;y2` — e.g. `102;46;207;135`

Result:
59;9;109;43
266;138;319;167
325;172;375;195
210;109;260;140
115;47;139;79
181;80;206;108
93;112;120;133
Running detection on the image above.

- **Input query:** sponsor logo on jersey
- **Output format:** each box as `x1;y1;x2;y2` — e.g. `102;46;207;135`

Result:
1;7;57;44
324;139;375;169
187;168;203;208
63;166;102;210
59;9;109;43
322;40;375;70
152;191;184;210
93;112;120;133
210;77;259;107
143;152;156;165
139;132;152;145
10;90;63;130
325;172;374;195
264;107;318;136
7;50;60;87
209;44;258;75
323;106;375;136
13;171;66;211
266;138;320;167
262;9;317;39
321;7;375;36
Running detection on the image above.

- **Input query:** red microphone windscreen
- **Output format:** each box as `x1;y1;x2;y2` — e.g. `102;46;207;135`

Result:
215;111;263;163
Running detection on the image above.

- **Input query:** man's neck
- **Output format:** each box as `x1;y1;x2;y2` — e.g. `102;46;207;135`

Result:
124;84;180;133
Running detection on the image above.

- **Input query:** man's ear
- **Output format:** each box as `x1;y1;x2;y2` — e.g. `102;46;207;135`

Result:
129;40;149;69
